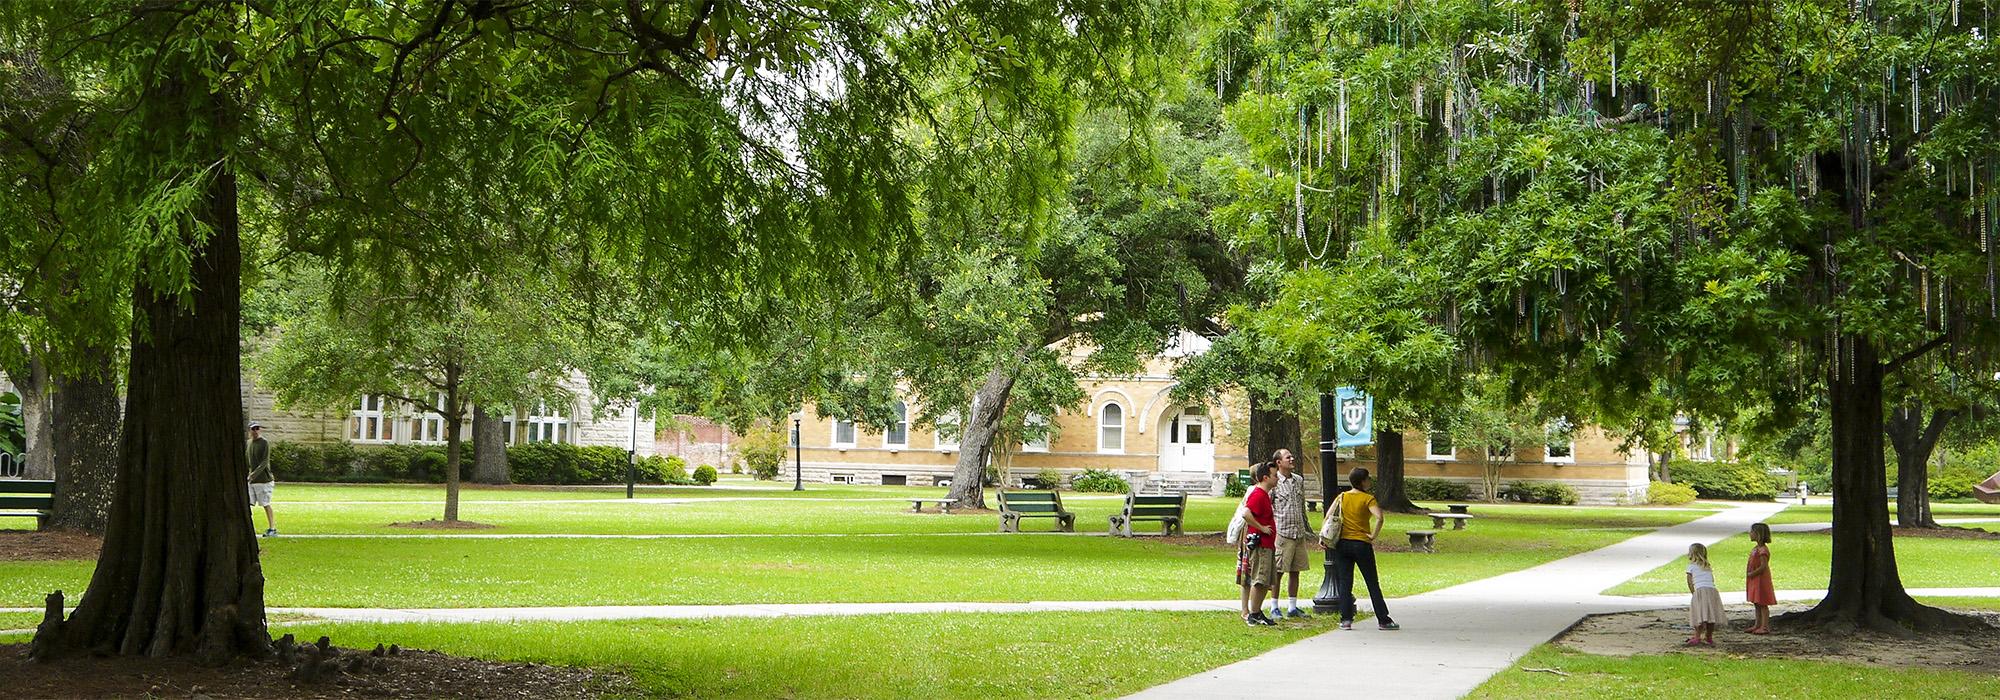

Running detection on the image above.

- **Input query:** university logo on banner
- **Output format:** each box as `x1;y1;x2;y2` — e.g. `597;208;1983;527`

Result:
1335;386;1373;448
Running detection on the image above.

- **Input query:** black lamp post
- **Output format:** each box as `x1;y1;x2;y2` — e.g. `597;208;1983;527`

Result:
1313;392;1342;614
792;417;804;491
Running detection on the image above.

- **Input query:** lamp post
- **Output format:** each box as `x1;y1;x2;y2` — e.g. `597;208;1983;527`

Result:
625;402;639;499
793;417;804;491
1313;392;1341;614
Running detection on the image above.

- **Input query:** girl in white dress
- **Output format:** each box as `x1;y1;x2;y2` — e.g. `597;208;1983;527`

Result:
1685;543;1724;646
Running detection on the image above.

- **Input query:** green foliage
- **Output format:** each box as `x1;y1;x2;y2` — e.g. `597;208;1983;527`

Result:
1928;466;1988;501
738;424;787;481
1648;481;1699;506
0;392;23;455
1405;478;1473;502
983;465;1002;487
267;441;472;483
1668;460;1778;501
660;456;691;484
506;443;632;485
1070;469;1129;493
1504;481;1578;506
1223;474;1247;498
692;465;718;486
1033;468;1063;490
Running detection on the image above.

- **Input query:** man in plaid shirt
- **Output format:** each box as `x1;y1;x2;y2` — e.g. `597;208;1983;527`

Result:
1268;449;1313;617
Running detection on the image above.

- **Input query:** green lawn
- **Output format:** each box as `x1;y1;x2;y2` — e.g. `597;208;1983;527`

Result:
1760;502;2000;526
0;611;42;630
0;496;1709;608
1605;531;2000;595
1919;597;2000;612
1;612;1336;699
1470;646;2000;699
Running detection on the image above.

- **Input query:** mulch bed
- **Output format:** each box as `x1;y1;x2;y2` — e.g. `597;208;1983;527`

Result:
0;530;102;562
1556;604;2000;675
1;642;635;699
388;520;498;530
1808;526;2000;540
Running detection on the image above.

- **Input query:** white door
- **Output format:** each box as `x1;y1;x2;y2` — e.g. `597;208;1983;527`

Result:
1158;406;1217;473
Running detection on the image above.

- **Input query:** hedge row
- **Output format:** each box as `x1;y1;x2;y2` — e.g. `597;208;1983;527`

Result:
1667;459;1780;500
270;440;712;486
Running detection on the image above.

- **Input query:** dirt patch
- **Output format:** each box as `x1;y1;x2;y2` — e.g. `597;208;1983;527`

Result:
943;507;997;515
1801;526;2000;540
1;642;634;699
1556;604;2000;674
389;520;497;530
0;530;102;561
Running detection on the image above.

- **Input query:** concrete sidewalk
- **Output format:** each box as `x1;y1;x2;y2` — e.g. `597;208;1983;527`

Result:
1123;501;1789;700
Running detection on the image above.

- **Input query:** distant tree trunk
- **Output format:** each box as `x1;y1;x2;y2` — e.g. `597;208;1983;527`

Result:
35;44;272;660
1885;405;1955;529
945;363;1018;509
441;366;463;522
16;358;55;479
46;361;120;534
1373;428;1423;513
1247;395;1301;468
471;406;508;484
1784;335;1969;632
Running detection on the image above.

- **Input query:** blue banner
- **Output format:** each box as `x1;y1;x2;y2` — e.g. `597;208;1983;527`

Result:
1334;386;1373;448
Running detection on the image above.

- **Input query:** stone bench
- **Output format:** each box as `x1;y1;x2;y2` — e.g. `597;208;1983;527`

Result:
909;498;957;513
1447;503;1471;515
1406;530;1437;553
1428;513;1474;530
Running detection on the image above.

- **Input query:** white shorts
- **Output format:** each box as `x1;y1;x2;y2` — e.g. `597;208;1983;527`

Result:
248;482;274;507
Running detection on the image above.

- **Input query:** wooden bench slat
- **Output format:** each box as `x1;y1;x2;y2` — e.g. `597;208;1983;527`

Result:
0;496;54;509
0;480;56;494
1128;507;1181;516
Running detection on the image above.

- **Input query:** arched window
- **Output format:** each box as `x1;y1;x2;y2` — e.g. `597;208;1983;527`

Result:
1098;403;1124;453
884;400;909;448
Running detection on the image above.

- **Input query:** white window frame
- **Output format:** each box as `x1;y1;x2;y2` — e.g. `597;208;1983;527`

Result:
934;409;961;452
351;395;393;443
526;400;571;444
884;401;909;449
831;417;857;448
1426;432;1456;461
830;473;855;484
1097;403;1125;454
1022;413;1050;453
1544;421;1575;464
411;392;447;444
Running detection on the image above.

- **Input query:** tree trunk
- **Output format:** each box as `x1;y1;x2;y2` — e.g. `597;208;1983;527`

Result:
1373;428;1423;513
1885;405;1954;529
1247;394;1301;468
46;362;121;534
471;406;508;484
1658;453;1672;483
33;29;272;662
442;368;462;522
1784;335;1970;633
945;364;1018;509
16;357;55;479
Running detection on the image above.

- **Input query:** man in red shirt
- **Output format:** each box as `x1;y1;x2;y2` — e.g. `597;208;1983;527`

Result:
1238;462;1279;626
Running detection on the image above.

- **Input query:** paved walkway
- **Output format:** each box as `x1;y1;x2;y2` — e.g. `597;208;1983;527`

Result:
1123;501;1790;700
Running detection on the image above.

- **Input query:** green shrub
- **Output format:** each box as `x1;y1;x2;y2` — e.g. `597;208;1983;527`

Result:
1929;466;1989;501
269;441;470;482
1504;480;1578;505
1033;468;1063;490
693;464;718;485
1668;460;1778;500
1070;469;1129;493
730;463;742;474
270;440;351;481
1405;478;1472;501
660;455;692;485
738;425;788;481
1223;474;1247;498
1648;481;1698;505
505;442;630;484
983;465;1001;486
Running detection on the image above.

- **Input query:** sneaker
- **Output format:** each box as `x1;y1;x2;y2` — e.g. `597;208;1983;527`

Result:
1339;620;1354;630
1377;621;1400;631
1286;607;1310;618
263;529;277;537
1248;613;1277;627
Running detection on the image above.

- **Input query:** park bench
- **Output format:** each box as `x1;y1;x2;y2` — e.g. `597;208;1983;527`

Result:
1405;530;1437;553
909;498;957;514
1109;494;1186;537
1428;513;1474;530
1447;504;1471;515
997;491;1075;533
0;479;55;530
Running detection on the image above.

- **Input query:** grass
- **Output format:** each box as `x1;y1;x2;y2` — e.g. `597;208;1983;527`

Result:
0;611;42;630
0;491;1709;609
0;612;1332;698
1760;502;2000;526
1919;597;2000;612
1469;645;2000;699
1605;531;2000;595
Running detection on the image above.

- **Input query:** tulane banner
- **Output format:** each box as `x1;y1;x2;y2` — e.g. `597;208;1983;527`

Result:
1334;386;1373;448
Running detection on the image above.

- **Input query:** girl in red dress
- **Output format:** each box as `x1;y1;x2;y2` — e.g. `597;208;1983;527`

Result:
1745;522;1777;634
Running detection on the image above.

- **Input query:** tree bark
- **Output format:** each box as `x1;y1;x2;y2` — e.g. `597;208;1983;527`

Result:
441;383;462;523
46;362;120;534
1784;335;1971;632
945;364;1018;509
16;357;55;479
1885;405;1954;529
33;28;272;661
471;406;508;484
1247;395;1301;469
1373;428;1423;513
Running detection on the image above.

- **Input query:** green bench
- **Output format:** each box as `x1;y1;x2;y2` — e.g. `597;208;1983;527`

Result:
997;491;1075;533
0;479;55;530
1109;494;1186;537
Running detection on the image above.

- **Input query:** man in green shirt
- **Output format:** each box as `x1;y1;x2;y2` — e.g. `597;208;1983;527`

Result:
247;423;276;537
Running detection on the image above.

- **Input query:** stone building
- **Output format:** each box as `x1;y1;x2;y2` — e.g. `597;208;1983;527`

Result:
239;371;656;456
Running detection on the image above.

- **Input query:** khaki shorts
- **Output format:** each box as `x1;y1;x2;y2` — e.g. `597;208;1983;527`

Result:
1237;546;1277;588
248;482;274;507
1276;535;1313;573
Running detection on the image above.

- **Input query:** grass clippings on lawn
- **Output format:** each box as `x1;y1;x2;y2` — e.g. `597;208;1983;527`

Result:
388;520;498;530
0;531;100;562
0;641;634;699
1555;604;2000;675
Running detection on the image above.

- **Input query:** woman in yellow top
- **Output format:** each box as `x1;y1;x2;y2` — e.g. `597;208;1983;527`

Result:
1318;468;1398;631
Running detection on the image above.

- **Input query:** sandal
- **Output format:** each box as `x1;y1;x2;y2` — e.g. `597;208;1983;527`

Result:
1684;638;1703;647
1747;627;1769;635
